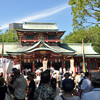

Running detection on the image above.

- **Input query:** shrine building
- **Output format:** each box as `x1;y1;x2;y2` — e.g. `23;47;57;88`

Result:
0;22;100;72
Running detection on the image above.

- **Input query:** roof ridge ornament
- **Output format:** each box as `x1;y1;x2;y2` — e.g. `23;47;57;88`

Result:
39;33;44;41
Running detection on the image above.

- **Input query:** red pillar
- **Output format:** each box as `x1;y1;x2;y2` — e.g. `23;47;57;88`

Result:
32;61;35;72
63;61;65;68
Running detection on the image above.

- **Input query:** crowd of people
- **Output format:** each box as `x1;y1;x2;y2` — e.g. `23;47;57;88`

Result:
0;67;100;100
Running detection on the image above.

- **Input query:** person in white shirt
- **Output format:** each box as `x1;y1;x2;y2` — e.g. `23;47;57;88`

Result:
80;72;92;100
83;72;100;100
35;72;41;87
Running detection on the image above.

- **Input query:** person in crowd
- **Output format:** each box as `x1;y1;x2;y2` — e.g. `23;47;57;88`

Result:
35;71;41;87
0;72;6;83
0;72;4;77
80;72;92;99
8;73;15;95
58;73;63;88
8;69;27;100
52;72;57;79
82;72;100;100
34;70;56;100
8;68;18;95
27;72;36;100
64;72;70;79
78;72;84;85
0;77;7;100
54;79;80;100
74;72;81;89
76;72;84;96
50;78;60;96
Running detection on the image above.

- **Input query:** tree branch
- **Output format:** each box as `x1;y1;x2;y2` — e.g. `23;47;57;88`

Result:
84;9;97;20
87;22;100;24
91;6;100;12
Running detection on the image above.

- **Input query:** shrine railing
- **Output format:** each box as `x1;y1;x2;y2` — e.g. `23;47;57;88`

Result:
21;39;61;43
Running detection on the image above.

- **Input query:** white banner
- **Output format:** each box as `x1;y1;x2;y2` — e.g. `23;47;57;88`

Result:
43;60;47;71
0;58;14;79
70;58;75;74
7;60;14;73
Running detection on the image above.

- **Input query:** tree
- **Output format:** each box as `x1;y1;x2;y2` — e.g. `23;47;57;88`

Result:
69;0;100;29
1;29;19;42
62;26;100;53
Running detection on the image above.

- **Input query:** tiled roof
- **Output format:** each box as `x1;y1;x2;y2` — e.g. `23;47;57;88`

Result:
67;43;98;55
23;22;58;30
0;41;100;57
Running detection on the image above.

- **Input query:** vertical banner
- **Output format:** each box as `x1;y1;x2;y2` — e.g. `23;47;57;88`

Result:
7;60;14;73
82;39;86;73
2;58;7;80
0;58;3;72
70;58;75;74
43;58;47;71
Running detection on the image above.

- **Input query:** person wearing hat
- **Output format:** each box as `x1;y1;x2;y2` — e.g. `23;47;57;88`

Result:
83;72;100;100
27;72;36;100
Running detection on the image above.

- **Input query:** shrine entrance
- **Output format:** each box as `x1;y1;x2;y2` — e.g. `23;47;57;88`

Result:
21;62;32;72
35;61;43;70
34;61;51;70
52;62;62;70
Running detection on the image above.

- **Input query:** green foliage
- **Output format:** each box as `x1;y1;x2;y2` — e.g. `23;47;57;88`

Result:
0;29;19;42
62;26;100;53
0;27;3;42
69;0;100;29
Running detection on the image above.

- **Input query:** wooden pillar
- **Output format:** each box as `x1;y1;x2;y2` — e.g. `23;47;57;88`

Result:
32;61;35;72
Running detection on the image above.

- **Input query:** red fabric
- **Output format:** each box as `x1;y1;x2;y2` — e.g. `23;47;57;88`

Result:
75;66;77;72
